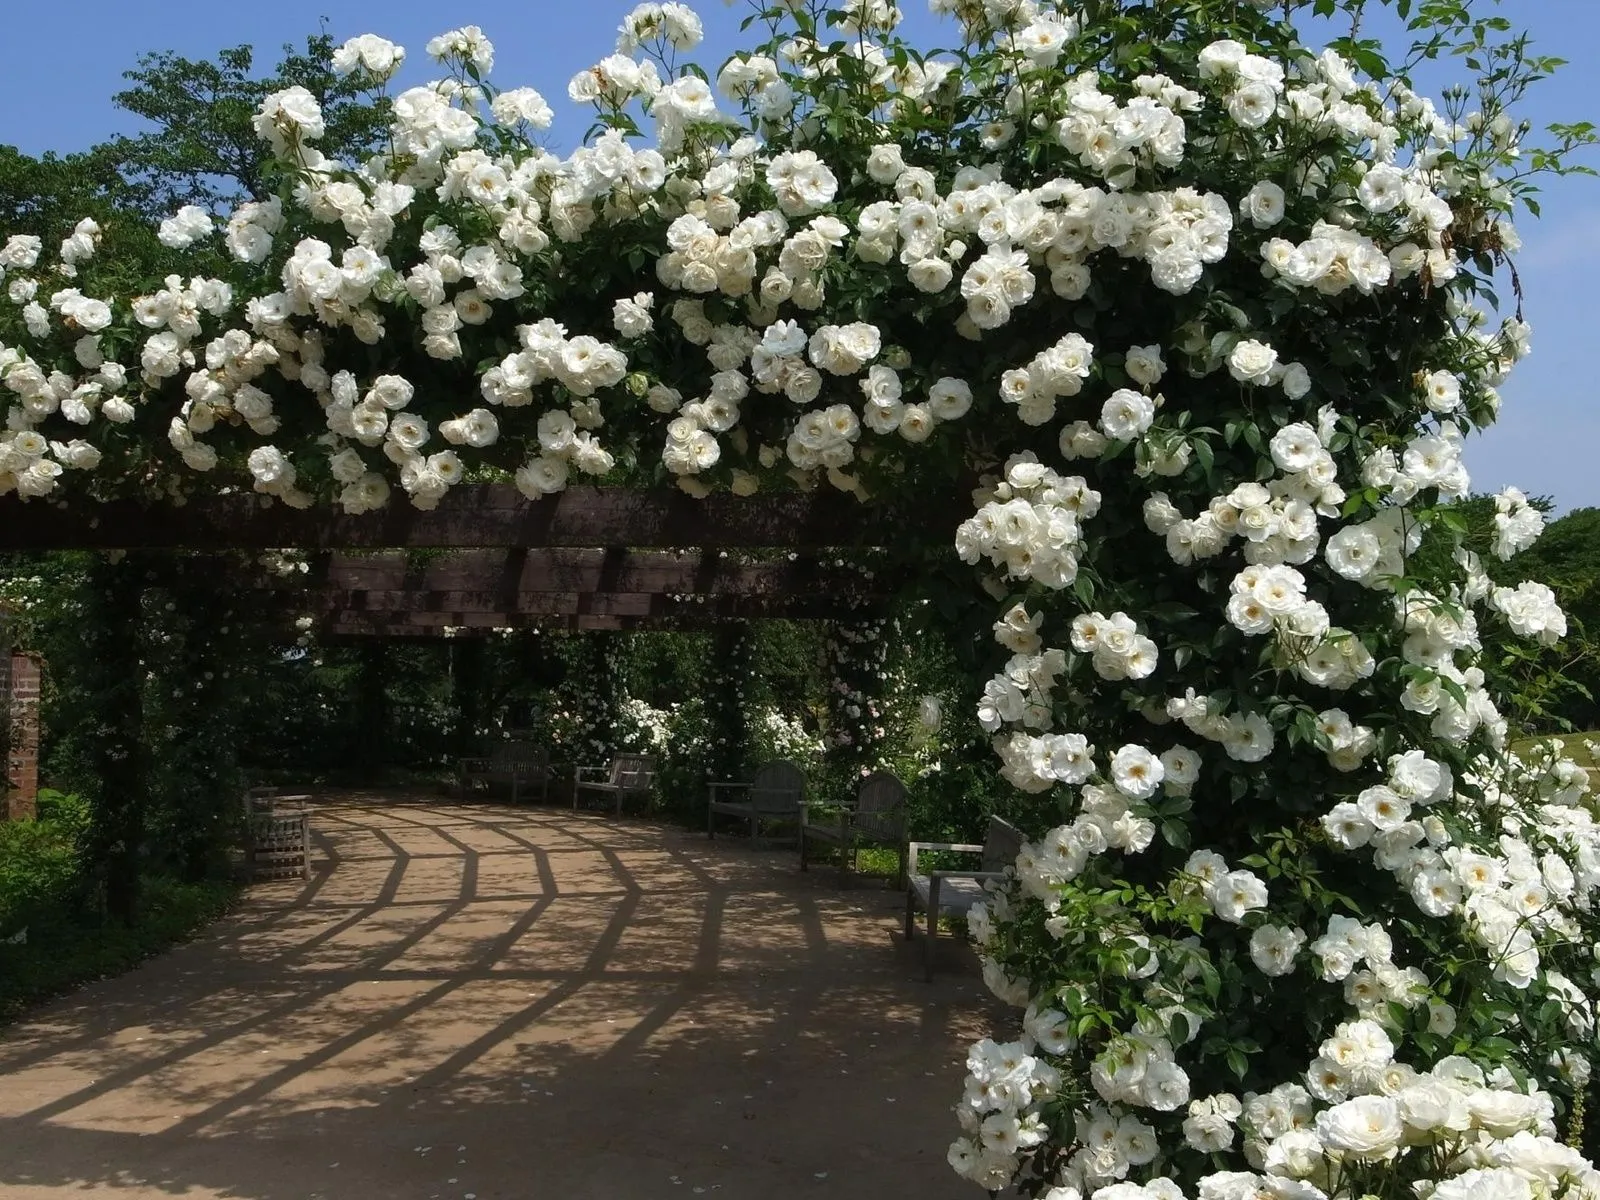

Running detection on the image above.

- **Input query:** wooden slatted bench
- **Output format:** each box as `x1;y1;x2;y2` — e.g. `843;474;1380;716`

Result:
707;760;805;845
904;815;1024;979
459;736;550;805
573;754;657;817
799;771;906;883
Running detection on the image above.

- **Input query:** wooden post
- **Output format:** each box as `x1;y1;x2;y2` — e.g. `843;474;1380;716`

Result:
450;638;487;761
352;641;389;776
81;555;148;923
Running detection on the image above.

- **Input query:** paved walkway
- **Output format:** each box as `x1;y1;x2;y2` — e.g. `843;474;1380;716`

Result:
0;793;1001;1199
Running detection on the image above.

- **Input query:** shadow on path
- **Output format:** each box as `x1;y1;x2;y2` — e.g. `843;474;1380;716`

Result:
0;790;1002;1200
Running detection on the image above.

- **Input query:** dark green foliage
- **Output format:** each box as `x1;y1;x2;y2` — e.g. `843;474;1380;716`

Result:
1508;507;1600;730
105;35;389;221
1435;500;1600;733
75;555;150;923
705;625;752;781
0;790;87;940
0;144;136;240
0;788;235;1024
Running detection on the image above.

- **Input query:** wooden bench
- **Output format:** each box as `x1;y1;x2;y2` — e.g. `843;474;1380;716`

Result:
242;787;311;882
904;815;1024;980
459;737;550;805
799;771;906;883
573;754;656;817
707;760;805;844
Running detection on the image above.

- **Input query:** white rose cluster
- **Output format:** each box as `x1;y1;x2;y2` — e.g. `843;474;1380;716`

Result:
1491;486;1545;560
1180;851;1268;925
1069;611;1158;682
957;453;1101;589
949;1037;1062;1191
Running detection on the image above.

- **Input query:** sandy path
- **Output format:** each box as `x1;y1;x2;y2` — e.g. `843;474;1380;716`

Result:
0;792;1002;1200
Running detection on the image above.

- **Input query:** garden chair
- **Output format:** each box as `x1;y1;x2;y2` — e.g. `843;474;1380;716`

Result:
573;753;657;817
458;736;550;805
706;759;806;844
799;771;907;884
240;786;312;881
904;814;1024;980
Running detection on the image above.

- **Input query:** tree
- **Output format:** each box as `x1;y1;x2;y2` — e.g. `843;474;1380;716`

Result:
0;146;126;239
1503;507;1600;730
103;34;391;221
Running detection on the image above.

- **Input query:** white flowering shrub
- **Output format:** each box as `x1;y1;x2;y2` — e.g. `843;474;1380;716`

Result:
704;624;753;780
616;694;675;752
750;704;826;772
2;1;1598;1196
822;616;892;769
543;634;625;760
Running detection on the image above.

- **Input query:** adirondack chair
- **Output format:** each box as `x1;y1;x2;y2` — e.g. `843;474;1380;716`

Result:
573;753;657;817
706;759;806;844
905;815;1024;980
458;736;550;805
799;771;907;883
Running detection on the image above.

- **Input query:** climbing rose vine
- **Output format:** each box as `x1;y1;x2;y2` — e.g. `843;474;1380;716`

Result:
1;1;1598;1197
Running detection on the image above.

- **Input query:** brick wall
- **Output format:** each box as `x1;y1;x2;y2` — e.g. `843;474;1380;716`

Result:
4;651;40;820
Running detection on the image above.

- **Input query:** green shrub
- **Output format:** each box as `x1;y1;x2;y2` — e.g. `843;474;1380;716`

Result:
0;791;85;939
0;874;235;1022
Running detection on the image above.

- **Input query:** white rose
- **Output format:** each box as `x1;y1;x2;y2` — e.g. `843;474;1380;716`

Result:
1242;180;1285;228
1210;870;1268;923
1100;389;1155;441
1228;339;1279;385
1314;1095;1403;1157
1248;925;1305;977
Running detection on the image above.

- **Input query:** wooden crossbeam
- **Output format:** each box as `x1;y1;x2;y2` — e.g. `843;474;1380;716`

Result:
285;590;872;620
319;614;722;637
257;548;873;598
0;485;930;550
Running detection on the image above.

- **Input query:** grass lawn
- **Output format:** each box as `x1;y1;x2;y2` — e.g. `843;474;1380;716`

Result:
1512;730;1600;784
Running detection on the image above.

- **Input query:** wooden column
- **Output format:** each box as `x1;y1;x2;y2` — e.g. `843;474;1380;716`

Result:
81;555;148;922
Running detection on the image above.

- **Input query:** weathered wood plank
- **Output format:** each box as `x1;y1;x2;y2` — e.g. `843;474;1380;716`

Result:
283;590;875;620
256;549;877;598
321;614;701;636
0;485;928;550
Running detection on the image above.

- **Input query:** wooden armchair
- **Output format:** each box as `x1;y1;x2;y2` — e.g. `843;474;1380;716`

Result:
904;815;1024;980
799;771;907;883
241;786;312;881
573;753;657;817
707;759;806;844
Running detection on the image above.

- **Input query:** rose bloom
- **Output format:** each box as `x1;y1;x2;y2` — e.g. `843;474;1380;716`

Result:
1228;339;1279;384
1314;1095;1403;1158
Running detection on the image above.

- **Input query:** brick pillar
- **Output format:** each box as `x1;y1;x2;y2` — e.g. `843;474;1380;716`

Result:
5;651;40;820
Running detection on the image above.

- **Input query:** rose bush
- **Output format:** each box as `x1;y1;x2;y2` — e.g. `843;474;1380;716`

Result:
1;0;1597;1196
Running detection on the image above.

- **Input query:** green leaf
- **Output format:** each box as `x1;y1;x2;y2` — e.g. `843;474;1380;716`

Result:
1225;1048;1249;1080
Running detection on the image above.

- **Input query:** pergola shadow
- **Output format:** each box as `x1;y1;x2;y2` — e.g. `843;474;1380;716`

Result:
0;792;1001;1200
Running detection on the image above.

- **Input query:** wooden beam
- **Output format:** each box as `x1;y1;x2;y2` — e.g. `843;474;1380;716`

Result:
319;614;711;637
0;485;933;550
257;548;875;598
285;590;874;620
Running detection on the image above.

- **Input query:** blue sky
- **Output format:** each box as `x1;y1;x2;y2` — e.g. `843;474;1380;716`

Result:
2;0;1594;510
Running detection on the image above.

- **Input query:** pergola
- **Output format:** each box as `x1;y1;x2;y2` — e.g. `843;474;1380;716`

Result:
1;481;951;914
0;484;928;633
